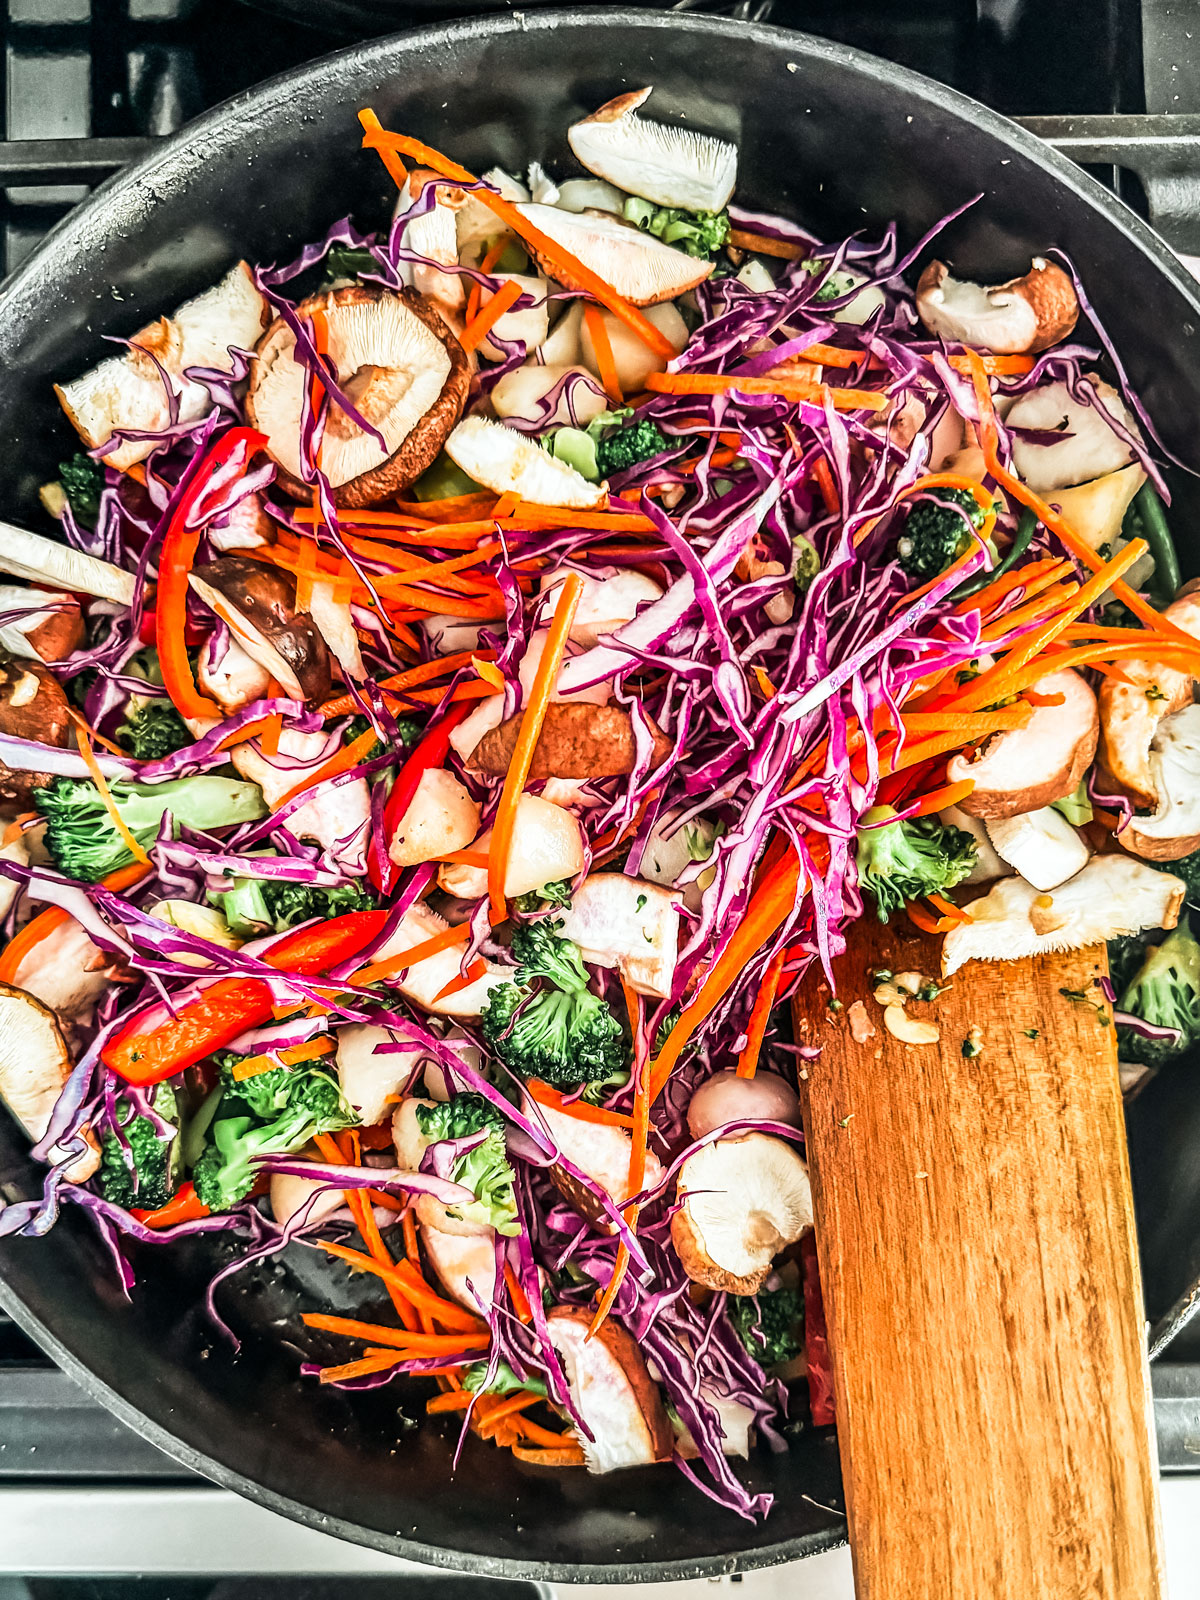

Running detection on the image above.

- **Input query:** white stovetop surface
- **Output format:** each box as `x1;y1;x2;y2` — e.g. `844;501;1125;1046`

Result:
0;1478;1196;1591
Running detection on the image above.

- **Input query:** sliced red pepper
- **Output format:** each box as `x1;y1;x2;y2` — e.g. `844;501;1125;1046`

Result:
132;1182;210;1229
369;701;472;894
137;601;207;650
156;426;266;723
103;909;388;1086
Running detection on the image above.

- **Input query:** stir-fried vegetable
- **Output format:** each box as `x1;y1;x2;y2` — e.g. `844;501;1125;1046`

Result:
855;809;977;922
416;1092;520;1235
1117;922;1200;1069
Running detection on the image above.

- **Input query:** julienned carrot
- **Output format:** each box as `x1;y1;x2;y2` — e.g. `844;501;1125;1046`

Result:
799;341;868;369
274;724;380;810
927;892;970;924
427;1389;476;1413
584;305;624;404
736;945;789;1080
466;234;514;324
905;778;976;817
899;706;1031;736
317;1241;486;1333
66;707;127;761
459;277;523;355
643;370;888;413
813;457;839;516
0;861;150;984
948;352;1035;377
504;1263;533;1324
391;492;498;520
905;901;956;935
359;114;675;360
488;572;584;920
951;556;1072;617
727;226;804;261
976;581;1081;643
75;727;151;868
232;1037;334;1080
320;649;494;719
650;845;804;1102
432;958;487;1004
589;983;651;1339
525;1078;635;1129
510;1441;587;1466
302;1312;490;1355
318;1351;404;1384
350;919;470;987
309;1132;421;1331
474;1392;546;1439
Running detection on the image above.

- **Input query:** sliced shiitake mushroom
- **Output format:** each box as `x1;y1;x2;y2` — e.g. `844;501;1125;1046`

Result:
247;284;470;508
0;981;99;1182
1098;588;1200;809
567;87;738;214
515;203;713;306
546;1305;674;1472
915;258;1079;355
671;1133;813;1296
445;416;605;510
558;873;679;998
470;701;672;780
188;555;331;705
1117;703;1200;862
947;668;1098;819
0;587;84;663
0;651;72;809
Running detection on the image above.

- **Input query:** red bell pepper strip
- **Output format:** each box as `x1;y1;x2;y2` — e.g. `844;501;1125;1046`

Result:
368;701;472;894
156;426;266;723
132;1182;210;1229
103;909;388;1087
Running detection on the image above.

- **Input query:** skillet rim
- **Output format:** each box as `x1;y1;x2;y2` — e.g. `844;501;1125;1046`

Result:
0;6;1197;1580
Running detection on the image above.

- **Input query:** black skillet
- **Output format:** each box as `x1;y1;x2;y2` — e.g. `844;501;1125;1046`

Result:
1;10;1200;1582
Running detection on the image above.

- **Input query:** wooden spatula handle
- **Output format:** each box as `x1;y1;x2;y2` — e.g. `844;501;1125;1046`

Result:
797;932;1164;1600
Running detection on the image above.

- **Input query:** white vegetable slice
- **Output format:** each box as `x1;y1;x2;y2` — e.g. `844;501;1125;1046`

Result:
579;301;688;393
538;568;664;647
1005;378;1141;492
515;203;713;306
420;1222;498;1314
671;1133;812;1295
941;855;1184;976
0;981;99;1181
371;902;507;1018
307;577;365;683
557;873;679;998
387;767;480;870
984;808;1090;892
270;1166;346;1229
445;415;605;509
337;1026;423;1127
524;1093;664;1227
0;522;135;606
197;634;271;713
546;1305;674;1472
556;178;626;214
229;731;371;870
489;362;607;428
567;87;737;213
438;792;583;901
1048;462;1146;555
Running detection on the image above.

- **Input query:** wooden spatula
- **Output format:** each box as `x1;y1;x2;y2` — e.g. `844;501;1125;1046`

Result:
795;922;1165;1600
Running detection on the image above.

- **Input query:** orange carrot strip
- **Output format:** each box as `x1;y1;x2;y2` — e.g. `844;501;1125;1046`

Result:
431;958;487;1004
318;1352;403;1384
948;352;1035;377
813;457;839;516
488;572;583;921
66;708;127;760
357;107;408;189
466;234;513;325
643;370;888;413
900;707;1031;736
800;341;868;369
509;1441;586;1465
350;920;470;987
459;277;523;355
736;945;788;1080
318;1242;486;1334
427;1389;477;1413
927;892;970;924
231;1037;334;1080
525;1078;635;1130
504;1263;533;1324
474;1393;545;1439
584;305;624;404
301;1313;489;1355
75;727;151;866
276;724;379;809
360;117;675;359
951;556;1072;617
294;533;319;614
905;779;975;817
905;901;953;934
727;227;804;260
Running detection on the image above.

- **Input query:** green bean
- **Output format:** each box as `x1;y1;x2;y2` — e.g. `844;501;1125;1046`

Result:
1130;484;1182;604
953;508;1037;600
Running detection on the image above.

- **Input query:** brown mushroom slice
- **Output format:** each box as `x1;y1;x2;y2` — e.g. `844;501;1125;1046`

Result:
420;1223;498;1315
567;87;738;214
671;1133;813;1296
515;204;713;306
470;701;671;780
1098;588;1200;808
545;1306;674;1472
0;982;99;1182
941;855;1184;976
188;555;331;705
1004;377;1141;492
55;262;268;472
523;1093;664;1233
246;284;470;508
1117;704;1200;861
915;258;1079;355
0;652;73;809
445;416;605;510
947;668;1098;819
0;587;84;663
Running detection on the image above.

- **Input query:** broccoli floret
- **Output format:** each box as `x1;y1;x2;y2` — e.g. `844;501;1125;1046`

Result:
59;453;105;524
1158;849;1200;908
1051;780;1093;828
258;877;375;932
896;489;990;580
654;1002;683;1056
480;919;627;1089
193;1058;356;1213
1107;933;1153;998
729;1286;803;1367
415;1091;518;1235
462;1360;548;1398
623;197;730;258
855;806;977;922
1117;921;1200;1070
801;258;863;304
513;879;573;914
115;697;192;761
594;418;672;479
97;1084;179;1211
37;774;267;883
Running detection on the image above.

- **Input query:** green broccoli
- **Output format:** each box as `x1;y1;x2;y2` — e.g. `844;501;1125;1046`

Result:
1117;921;1200;1070
97;1084;180;1211
513;879;573;914
1107;933;1153;999
729;1285;803;1367
192;1057;357;1213
320;243;380;287
36;774;267;882
1051;780;1093;828
343;712;423;761
480;918;627;1090
855;806;977;922
800;259;863;304
654;1002;682;1056
896;488;991;580
793;536;820;592
59;453;105;524
1157;849;1200;908
415;1091;518;1236
258;877;375;932
116;697;192;761
462;1359;548;1398
623;197;730;258
594;418;673;479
